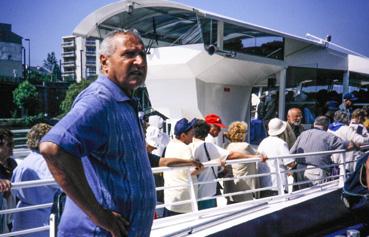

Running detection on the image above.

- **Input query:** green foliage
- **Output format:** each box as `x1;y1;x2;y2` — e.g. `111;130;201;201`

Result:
12;80;38;116
59;80;93;116
43;52;61;81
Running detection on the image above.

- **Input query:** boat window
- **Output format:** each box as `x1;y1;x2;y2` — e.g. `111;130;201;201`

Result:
349;72;369;106
199;18;218;47
97;7;202;48
285;67;344;123
222;22;284;60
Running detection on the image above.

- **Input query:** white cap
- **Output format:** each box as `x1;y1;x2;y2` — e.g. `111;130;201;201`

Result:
148;115;164;129
268;118;287;136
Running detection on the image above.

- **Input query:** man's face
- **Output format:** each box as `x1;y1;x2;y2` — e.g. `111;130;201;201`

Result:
181;128;195;145
209;125;221;138
287;109;303;126
101;33;147;95
0;141;13;164
345;99;352;107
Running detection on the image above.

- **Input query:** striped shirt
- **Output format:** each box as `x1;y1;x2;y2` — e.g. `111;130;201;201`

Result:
42;76;156;237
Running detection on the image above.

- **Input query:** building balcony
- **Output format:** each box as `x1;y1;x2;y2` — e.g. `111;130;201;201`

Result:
62;72;75;77
86;61;96;66
62;41;75;48
63;62;76;68
85;51;96;57
85;40;96;47
62;52;75;57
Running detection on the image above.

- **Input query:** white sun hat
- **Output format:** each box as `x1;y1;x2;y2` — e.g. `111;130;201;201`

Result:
268;118;287;136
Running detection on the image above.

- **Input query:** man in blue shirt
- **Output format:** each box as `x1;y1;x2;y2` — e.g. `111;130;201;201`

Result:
40;30;156;237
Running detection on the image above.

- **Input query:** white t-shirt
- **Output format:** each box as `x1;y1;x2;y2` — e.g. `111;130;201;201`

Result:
190;138;229;198
163;138;196;213
257;136;294;191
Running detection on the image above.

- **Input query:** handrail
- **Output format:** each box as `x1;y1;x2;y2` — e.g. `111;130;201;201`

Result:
1;146;368;236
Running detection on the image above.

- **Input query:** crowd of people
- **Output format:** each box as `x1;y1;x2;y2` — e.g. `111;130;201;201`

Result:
144;104;369;217
0;29;368;237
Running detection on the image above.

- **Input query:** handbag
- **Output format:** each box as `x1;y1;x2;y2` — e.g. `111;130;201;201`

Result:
203;143;224;195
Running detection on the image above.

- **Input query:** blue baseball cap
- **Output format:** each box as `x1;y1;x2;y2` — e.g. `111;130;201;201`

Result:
174;118;196;136
343;92;358;101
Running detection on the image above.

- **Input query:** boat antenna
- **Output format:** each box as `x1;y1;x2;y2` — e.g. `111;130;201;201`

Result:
145;17;159;55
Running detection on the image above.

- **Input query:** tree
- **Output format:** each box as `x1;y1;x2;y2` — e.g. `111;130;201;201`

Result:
59;79;93;116
13;80;38;117
43;52;61;81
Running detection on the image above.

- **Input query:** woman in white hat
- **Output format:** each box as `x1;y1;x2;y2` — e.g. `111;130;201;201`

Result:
257;118;295;198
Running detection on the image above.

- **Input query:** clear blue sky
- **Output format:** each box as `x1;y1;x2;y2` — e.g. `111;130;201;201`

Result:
1;0;368;66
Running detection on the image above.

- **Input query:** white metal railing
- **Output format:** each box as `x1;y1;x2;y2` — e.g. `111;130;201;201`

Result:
1;146;368;237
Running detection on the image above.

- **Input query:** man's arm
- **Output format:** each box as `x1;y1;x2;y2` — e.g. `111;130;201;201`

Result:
40;142;129;237
227;152;267;162
159;157;203;169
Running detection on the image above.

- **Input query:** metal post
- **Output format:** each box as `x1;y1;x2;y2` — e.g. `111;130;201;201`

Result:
80;49;83;81
21;46;26;80
278;68;287;120
343;71;350;97
274;158;284;195
24;38;30;68
187;169;198;212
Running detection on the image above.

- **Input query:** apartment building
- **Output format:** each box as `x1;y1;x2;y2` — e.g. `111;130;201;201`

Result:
0;23;23;78
61;36;99;82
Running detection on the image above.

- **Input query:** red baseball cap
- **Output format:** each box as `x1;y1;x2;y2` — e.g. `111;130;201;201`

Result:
205;114;226;128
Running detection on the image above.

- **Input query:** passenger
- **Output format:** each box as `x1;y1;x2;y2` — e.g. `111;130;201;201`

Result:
191;120;265;207
226;121;258;202
40;30;155;237
349;108;368;137
163;118;203;216
0;128;17;233
145;115;170;157
190;119;228;209
257;118;295;198
328;111;369;172
263;92;278;126
283;108;304;149
146;135;203;209
290;116;346;186
205;114;226;146
11;123;59;237
339;92;357;117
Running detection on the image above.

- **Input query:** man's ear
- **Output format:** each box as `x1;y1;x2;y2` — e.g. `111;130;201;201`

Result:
100;55;109;73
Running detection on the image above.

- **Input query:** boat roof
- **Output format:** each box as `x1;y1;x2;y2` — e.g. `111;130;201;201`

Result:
73;0;369;75
73;0;324;47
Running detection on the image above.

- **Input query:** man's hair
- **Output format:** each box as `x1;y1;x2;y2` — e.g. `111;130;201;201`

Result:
287;107;301;116
194;120;210;139
351;108;366;120
27;123;52;151
227;121;247;142
0;128;13;147
333;110;349;125
99;29;142;57
314;116;330;130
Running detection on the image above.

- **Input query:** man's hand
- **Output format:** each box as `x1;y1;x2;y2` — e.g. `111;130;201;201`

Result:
191;160;204;170
92;209;130;237
191;160;204;176
259;154;268;162
0;179;11;192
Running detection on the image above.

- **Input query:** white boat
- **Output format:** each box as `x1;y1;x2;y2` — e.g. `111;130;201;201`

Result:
73;0;369;130
2;1;369;236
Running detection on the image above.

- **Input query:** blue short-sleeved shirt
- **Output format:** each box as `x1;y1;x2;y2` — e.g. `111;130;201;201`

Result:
41;76;156;237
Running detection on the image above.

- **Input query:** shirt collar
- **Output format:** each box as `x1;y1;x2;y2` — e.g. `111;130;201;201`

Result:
96;76;131;102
